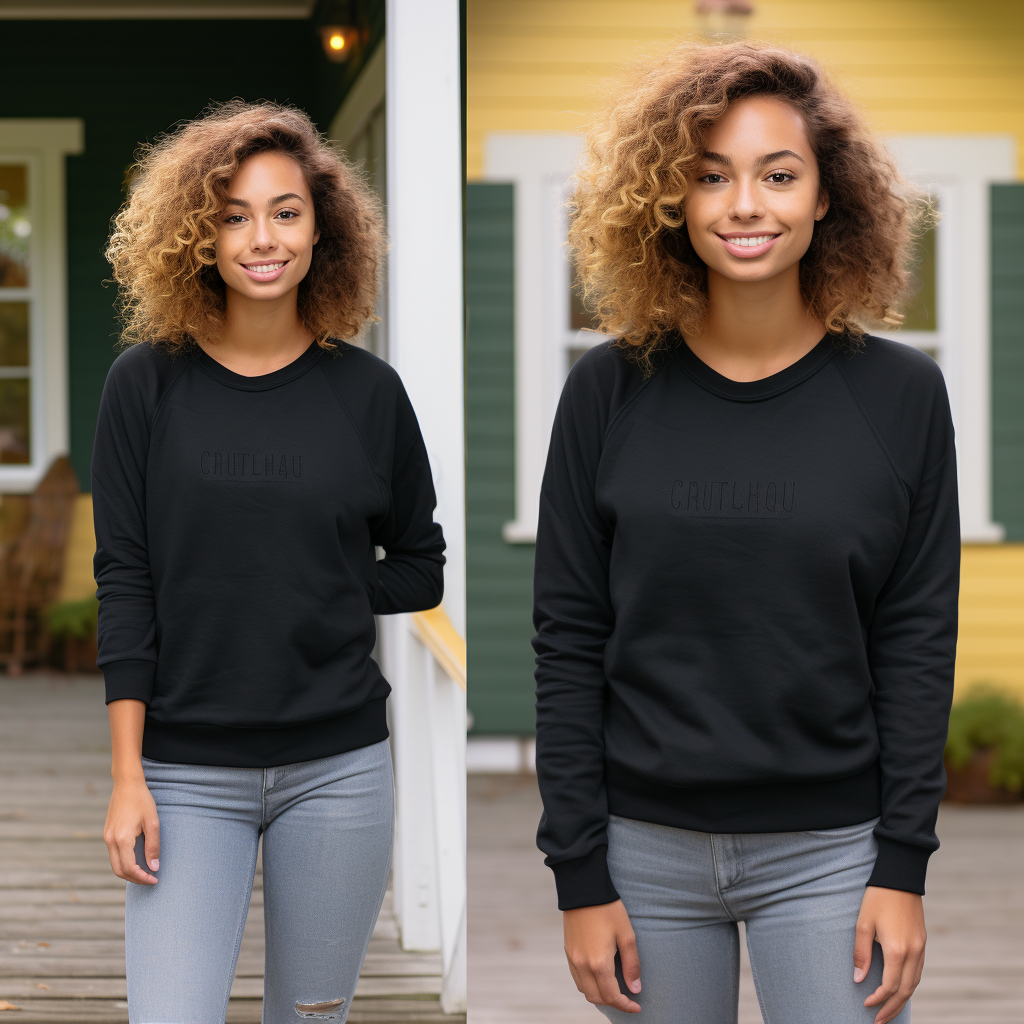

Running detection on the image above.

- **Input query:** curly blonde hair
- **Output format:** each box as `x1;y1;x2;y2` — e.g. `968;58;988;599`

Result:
569;41;929;369
105;99;384;354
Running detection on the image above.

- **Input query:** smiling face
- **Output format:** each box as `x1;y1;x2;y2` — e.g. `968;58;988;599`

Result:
683;94;829;286
215;150;319;301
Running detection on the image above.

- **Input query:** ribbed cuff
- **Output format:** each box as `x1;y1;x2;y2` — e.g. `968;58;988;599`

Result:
550;845;621;911
866;834;933;895
102;659;156;705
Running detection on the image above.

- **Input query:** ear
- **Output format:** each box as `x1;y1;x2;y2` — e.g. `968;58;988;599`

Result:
313;228;321;245
815;190;830;221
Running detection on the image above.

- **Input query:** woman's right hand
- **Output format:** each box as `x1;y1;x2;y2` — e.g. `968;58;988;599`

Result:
103;777;160;884
563;899;642;1012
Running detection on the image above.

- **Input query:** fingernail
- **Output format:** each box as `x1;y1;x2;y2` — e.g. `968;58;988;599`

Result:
149;858;159;870
630;981;641;993
853;969;864;983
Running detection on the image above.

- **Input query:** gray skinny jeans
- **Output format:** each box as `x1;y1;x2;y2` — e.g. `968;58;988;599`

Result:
598;813;908;1024
125;738;394;1024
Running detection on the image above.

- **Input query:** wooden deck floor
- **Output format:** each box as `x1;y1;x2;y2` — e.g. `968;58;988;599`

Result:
468;774;1024;1024
0;673;464;1024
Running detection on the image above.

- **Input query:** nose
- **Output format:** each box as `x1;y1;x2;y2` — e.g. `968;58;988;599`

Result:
729;175;765;222
248;213;277;252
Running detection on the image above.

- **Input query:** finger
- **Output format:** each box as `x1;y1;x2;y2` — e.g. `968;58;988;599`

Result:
875;994;911;1024
619;932;642;994
874;945;924;1024
909;940;926;990
574;965;605;1006
119;834;157;885
143;817;160;872
103;830;121;878
853;918;874;984
566;959;585;995
864;944;906;1008
594;964;641;1013
873;969;914;1024
566;957;605;1005
124;858;159;884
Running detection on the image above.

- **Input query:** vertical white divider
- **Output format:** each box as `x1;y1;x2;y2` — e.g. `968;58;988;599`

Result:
381;0;467;1008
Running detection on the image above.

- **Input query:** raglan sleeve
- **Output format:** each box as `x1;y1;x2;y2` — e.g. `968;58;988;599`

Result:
370;378;446;615
533;354;619;911
865;361;960;895
91;355;158;705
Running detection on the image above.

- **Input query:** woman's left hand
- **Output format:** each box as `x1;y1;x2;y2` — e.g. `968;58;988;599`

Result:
854;885;926;1024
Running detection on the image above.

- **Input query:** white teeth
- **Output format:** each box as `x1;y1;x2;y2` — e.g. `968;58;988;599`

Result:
245;262;285;274
730;235;775;247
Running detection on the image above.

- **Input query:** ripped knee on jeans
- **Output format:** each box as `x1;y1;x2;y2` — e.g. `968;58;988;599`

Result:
294;996;346;1020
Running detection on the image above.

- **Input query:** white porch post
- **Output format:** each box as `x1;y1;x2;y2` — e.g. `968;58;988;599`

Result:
382;0;467;996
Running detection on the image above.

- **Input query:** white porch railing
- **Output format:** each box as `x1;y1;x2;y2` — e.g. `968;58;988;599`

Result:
384;606;467;1014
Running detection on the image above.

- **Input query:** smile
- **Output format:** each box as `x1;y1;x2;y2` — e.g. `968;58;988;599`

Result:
241;260;289;281
717;233;781;258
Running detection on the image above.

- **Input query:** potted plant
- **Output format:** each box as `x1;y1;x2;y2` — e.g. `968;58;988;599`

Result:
47;595;100;673
943;686;1024;804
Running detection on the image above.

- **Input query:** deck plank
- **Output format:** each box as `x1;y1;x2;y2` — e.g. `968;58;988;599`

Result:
0;673;464;1024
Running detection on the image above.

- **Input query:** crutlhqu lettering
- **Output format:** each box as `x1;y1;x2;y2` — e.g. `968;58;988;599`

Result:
670;479;795;517
201;451;302;480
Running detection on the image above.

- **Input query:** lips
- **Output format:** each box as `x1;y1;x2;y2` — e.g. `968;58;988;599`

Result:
240;260;289;282
717;233;781;259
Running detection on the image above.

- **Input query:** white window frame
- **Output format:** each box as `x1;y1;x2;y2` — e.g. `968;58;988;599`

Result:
488;130;1016;546
877;134;1016;542
484;132;585;543
0;119;83;493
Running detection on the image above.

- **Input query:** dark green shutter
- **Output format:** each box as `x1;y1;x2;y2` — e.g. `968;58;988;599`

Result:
992;184;1024;540
465;183;537;734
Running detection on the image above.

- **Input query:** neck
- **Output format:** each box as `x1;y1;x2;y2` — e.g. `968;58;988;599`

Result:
686;263;826;382
199;286;314;375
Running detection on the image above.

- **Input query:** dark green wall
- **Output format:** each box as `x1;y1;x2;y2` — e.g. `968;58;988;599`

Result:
465;183;537;734
992;183;1024;541
0;15;379;488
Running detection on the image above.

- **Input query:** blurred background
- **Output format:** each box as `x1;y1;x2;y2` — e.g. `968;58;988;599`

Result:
464;2;1024;1022
0;1;468;1020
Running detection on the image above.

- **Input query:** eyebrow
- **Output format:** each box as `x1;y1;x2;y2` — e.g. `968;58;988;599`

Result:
223;193;307;208
700;149;805;167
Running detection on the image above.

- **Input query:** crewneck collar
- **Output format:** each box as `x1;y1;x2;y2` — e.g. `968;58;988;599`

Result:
192;338;325;392
670;331;839;402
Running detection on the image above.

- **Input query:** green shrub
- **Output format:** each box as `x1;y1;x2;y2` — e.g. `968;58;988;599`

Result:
945;685;1024;794
47;595;99;639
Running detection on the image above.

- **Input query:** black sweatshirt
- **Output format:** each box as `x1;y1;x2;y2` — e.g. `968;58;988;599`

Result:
92;339;445;768
533;334;959;910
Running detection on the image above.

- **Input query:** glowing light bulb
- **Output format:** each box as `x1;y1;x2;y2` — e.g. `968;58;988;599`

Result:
330;33;344;50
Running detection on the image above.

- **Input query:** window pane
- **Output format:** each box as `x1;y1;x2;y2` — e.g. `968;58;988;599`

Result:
0;378;30;464
903;212;937;332
0;301;29;366
0;164;30;288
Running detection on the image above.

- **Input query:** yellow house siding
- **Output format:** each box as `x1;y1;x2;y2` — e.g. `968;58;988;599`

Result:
957;545;1024;701
56;494;97;604
467;0;1024;706
467;0;1024;179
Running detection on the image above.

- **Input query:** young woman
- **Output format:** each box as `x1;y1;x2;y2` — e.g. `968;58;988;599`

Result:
533;43;958;1024
95;100;445;1022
